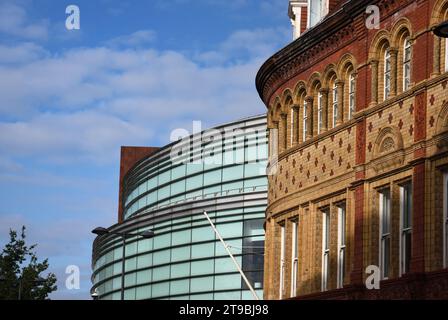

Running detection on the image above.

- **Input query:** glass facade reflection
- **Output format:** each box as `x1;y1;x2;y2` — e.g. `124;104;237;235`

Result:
92;115;267;300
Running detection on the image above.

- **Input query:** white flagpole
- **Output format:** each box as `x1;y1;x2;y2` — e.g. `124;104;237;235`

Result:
203;211;260;300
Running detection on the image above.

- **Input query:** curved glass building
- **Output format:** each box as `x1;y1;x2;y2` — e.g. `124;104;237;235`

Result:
91;115;267;300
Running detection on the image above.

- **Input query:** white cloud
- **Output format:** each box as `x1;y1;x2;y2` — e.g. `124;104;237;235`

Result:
0;24;288;165
0;42;48;64
106;30;157;48
0;2;49;40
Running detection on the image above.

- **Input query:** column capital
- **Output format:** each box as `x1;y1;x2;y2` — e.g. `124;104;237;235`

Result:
319;88;329;94
305;96;314;103
335;80;345;87
280;112;287;119
369;59;379;66
292;104;300;111
388;47;399;55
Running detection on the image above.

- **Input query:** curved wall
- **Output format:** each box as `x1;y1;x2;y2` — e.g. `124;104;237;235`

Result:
92;115;267;300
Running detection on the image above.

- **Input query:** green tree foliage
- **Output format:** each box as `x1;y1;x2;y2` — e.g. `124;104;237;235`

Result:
0;226;57;300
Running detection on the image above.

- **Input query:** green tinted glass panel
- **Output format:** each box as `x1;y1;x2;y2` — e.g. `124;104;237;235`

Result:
170;262;190;278
124;288;136;300
136;285;152;300
171;165;186;180
186;162;203;175
137;253;152;269
191;243;215;259
153;249;171;265
152;266;170;282
171;230;191;246
214;274;241;290
214;290;241;300
153;233;171;250
192;226;215;243
215;256;241;274
216;222;242;239
190;276;214;293
171;246;190;262
152;282;169;298
157;185;170;201
222;165;244;181
186;174;203;191
171;180;186;196
203;169;222;186
158;170;171;185
136;269;152;285
191;259;214;276
125;273;136;287
125;257;137;271
170;279;190;295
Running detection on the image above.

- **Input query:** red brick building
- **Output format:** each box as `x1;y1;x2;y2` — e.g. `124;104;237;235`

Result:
256;0;448;299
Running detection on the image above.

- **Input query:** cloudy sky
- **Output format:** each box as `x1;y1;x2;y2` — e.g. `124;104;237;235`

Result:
0;0;290;299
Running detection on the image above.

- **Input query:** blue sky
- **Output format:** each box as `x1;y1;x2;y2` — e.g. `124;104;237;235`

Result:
0;0;290;299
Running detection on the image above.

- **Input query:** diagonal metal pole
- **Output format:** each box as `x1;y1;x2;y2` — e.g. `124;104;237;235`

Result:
203;211;259;300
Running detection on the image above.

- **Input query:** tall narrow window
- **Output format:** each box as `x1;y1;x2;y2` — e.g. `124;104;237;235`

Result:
322;210;330;291
403;38;411;91
291;220;299;297
379;188;391;279
308;0;328;28
332;83;338;128
279;224;286;299
337;205;346;288
400;183;412;276
444;173;448;268
445;39;448;73
384;49;391;100
349;73;356;119
317;92;323;134
290;108;294;146
303;101;308;142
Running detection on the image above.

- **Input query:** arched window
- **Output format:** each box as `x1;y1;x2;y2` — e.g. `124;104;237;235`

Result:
445;37;448;72
303;100;308;142
290;107;294;146
384;49;391;100
403;38;411;91
317;91;323;134
332;82;338;128
348;73;356;119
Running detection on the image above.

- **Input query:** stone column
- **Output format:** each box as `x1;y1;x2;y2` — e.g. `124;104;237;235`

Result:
305;96;314;139
336;80;344;125
370;60;379;105
389;48;398;97
292;104;300;146
319;88;329;133
433;36;441;76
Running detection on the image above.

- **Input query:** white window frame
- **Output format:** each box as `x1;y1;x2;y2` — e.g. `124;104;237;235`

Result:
322;210;330;292
303;100;308;142
332;82;338;128
317;91;323;134
399;183;412;276
337;205;346;289
384;49;391;100
279;223;286;299
403;38;411;91
445;38;448;73
349;73;355;120
379;188;391;280
307;0;328;28
443;173;448;268
291;219;299;297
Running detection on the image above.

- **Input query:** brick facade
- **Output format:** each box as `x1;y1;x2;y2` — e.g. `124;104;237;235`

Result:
256;0;448;299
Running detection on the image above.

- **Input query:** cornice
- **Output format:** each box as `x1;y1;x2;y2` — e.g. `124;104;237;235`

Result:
255;0;417;106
